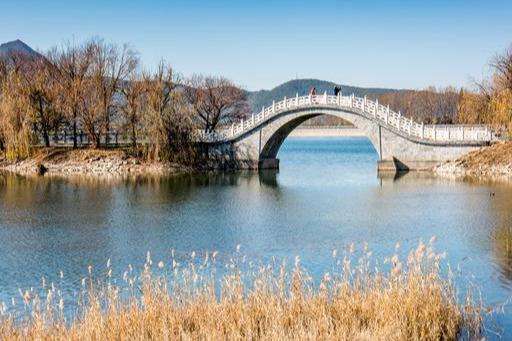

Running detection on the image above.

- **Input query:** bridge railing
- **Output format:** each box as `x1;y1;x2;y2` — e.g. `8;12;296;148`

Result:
198;93;494;143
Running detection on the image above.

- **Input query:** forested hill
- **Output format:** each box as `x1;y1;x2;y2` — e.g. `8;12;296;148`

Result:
246;79;403;113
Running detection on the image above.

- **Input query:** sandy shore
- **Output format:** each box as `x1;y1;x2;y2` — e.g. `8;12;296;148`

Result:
289;126;363;137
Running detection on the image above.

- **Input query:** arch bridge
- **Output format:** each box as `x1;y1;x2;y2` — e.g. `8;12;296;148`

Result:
200;93;494;171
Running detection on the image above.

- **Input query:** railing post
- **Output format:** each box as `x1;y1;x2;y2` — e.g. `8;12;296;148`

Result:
362;96;366;111
397;111;401;130
434;126;437;141
374;99;378;117
337;92;341;106
309;94;312;104
272;100;275;112
351;94;355;107
421;122;424;139
385;105;389;124
252;114;255;125
283;96;287;109
296;93;299;106
324;91;327;104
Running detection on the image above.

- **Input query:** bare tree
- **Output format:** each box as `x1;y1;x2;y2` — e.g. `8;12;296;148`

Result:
52;41;94;148
89;39;138;146
120;70;146;147
491;44;512;92
79;77;104;148
185;75;248;133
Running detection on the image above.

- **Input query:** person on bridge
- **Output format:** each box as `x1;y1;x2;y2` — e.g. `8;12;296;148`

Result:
309;87;317;96
334;86;341;96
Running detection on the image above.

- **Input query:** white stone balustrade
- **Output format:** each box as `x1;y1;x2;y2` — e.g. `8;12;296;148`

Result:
198;93;494;143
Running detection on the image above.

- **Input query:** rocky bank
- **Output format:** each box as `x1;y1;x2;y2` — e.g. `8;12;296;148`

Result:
435;141;512;180
0;148;186;177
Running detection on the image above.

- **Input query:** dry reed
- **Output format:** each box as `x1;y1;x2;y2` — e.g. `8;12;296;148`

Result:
0;240;482;340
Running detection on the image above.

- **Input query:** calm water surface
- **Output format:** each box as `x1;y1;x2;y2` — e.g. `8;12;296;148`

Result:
1;137;512;336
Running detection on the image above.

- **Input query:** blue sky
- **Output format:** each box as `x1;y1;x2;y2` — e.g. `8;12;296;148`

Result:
1;0;511;90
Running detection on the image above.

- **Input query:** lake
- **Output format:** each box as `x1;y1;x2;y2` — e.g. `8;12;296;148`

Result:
1;136;512;337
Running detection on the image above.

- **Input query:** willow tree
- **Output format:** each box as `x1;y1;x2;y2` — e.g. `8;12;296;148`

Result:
0;59;7;152
458;44;512;136
143;61;195;163
490;45;512;134
0;64;33;160
457;87;491;125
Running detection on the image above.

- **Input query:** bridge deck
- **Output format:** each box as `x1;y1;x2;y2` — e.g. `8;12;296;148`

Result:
199;94;493;145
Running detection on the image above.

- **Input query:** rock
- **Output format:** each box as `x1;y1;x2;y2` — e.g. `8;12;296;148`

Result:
36;163;48;176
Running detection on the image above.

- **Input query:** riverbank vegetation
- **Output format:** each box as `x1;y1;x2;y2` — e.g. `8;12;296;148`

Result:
457;45;512;136
435;140;512;179
377;44;512;138
0;241;482;340
0;38;248;165
1;37;511;171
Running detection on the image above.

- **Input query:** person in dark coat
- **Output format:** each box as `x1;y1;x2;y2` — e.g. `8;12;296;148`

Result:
309;86;317;96
334;86;341;96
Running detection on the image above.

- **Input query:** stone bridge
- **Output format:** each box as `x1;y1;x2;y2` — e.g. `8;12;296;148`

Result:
200;93;494;171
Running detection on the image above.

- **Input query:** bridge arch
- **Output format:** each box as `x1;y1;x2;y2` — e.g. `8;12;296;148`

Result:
259;113;322;160
253;107;383;168
258;109;383;158
205;94;492;171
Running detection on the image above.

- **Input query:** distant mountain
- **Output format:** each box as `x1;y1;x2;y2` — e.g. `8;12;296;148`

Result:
246;79;403;113
0;39;42;61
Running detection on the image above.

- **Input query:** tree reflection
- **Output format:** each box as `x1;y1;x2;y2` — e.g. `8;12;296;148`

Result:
488;182;512;285
493;226;512;282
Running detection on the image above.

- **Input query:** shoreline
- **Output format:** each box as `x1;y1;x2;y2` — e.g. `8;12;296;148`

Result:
434;141;512;181
2;133;510;181
0;148;187;178
0;127;365;178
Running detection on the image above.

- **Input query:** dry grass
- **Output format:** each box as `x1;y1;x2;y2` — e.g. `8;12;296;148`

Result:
0;241;482;340
0;147;132;167
25;147;132;164
458;141;512;169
